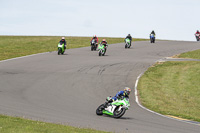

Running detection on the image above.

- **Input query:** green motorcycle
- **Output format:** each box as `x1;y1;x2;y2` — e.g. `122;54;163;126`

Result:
125;38;131;48
98;43;107;56
57;43;65;55
96;96;130;118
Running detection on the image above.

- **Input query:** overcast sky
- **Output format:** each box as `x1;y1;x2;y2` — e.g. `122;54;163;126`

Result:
0;0;200;41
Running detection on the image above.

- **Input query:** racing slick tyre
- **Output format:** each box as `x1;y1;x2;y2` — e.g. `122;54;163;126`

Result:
96;104;104;115
113;106;126;118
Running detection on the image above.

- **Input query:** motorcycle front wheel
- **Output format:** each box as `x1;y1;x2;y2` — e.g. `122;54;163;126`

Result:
113;106;126;118
102;49;106;56
99;51;102;56
94;45;97;51
58;49;61;55
128;44;131;48
96;104;104;115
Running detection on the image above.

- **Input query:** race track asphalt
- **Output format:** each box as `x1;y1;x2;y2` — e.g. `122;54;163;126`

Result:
0;41;200;133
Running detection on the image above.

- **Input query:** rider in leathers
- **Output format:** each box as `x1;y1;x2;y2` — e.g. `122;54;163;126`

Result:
104;87;131;108
125;34;132;46
90;35;99;45
195;30;200;41
100;39;108;52
59;37;67;49
150;30;156;36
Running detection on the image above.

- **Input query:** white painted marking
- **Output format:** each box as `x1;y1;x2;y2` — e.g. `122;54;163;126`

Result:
0;52;50;63
134;73;200;126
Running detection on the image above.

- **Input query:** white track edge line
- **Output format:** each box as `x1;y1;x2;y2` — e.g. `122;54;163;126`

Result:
0;52;50;63
134;73;200;126
1;51;199;126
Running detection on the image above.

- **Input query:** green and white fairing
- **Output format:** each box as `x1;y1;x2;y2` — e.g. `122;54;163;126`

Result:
96;97;130;118
98;43;106;56
98;43;104;50
125;38;131;48
57;43;65;55
125;38;131;44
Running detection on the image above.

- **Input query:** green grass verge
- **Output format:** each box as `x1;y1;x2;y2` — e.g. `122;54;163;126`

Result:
0;115;108;133
138;61;200;122
0;36;122;61
177;49;200;59
0;36;147;61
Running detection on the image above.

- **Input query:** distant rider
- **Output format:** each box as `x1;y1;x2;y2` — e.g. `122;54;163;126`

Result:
90;35;99;45
150;30;156;37
99;39;108;52
125;34;132;46
151;30;156;35
195;30;200;35
195;30;200;41
100;39;107;46
59;37;67;49
104;87;131;108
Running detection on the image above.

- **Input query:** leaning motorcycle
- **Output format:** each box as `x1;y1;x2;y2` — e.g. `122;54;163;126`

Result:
91;39;98;51
195;34;200;41
98;43;107;56
57;43;65;55
96;96;130;118
150;34;155;43
125;38;131;48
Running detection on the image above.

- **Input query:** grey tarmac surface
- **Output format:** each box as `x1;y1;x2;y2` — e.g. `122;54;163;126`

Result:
0;41;200;133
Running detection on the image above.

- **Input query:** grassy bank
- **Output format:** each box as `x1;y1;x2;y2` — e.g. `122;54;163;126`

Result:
0;36;120;61
138;61;200;122
0;115;108;133
177;49;200;59
0;36;147;61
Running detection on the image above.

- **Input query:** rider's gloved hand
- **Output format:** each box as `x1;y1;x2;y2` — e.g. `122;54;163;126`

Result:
108;99;113;103
117;96;123;100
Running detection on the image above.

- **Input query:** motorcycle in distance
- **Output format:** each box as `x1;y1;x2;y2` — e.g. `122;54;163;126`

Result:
125;38;131;48
98;43;107;56
195;33;200;41
150;34;156;43
91;39;98;51
96;96;130;118
57;42;65;55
